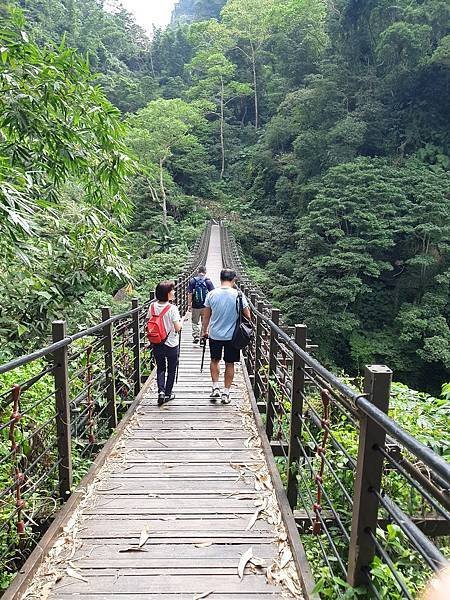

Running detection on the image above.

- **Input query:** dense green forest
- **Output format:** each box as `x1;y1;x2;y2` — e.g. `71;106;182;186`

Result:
3;0;448;393
1;0;449;383
1;0;449;595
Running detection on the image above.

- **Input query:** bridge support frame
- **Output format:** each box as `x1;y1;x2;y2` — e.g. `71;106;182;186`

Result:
347;365;392;587
131;298;141;397
254;300;264;401
266;308;280;440
102;307;118;430
287;324;307;508
52;320;73;501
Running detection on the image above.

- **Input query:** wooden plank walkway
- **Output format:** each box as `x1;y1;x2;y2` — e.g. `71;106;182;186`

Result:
21;226;305;599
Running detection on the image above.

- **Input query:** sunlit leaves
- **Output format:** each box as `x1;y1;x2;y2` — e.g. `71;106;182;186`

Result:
0;5;134;260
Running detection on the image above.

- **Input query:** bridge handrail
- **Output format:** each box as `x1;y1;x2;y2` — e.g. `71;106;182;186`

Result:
247;301;450;485
220;222;450;597
0;222;211;587
0;223;211;377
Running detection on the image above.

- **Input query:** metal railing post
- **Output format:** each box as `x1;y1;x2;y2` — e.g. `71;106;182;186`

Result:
266;309;280;437
254;300;264;399
247;292;257;387
132;298;141;397
286;324;308;508
347;365;392;587
52;320;72;501
102;307;118;430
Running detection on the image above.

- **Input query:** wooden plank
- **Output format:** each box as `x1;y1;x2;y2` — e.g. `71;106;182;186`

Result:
50;574;280;594
89;497;259;510
79;519;274;536
112;438;248;449
2;371;157;600
241;361;318;600
75;535;276;545
50;594;283;600
64;567;263;576
72;543;277;561
75;562;267;572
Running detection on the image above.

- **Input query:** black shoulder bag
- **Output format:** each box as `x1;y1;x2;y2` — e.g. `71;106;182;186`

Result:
231;291;253;350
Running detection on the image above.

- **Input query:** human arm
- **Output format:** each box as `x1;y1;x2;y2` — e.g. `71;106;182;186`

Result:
241;294;251;320
187;278;195;311
201;306;211;338
172;306;182;333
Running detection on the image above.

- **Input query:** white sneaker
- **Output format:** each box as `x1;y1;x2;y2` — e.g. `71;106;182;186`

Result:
221;392;231;404
209;387;221;402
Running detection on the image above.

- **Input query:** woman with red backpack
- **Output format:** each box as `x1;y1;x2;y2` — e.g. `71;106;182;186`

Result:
146;281;182;406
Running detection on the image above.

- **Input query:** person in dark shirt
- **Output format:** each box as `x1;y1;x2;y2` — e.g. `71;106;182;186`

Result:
187;266;214;344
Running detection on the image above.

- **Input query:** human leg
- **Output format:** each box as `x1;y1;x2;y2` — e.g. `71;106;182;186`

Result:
222;343;240;404
152;344;167;405
208;339;223;401
191;308;202;342
224;362;235;389
164;345;179;398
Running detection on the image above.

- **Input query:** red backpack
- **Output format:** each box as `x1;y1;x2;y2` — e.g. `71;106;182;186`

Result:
147;303;171;345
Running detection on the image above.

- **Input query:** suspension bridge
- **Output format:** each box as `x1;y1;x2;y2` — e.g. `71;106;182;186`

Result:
0;223;449;599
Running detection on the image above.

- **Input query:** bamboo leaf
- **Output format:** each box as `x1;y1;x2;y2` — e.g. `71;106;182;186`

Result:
238;547;253;579
194;541;213;548
246;508;261;531
66;566;88;583
139;524;150;547
193;591;214;600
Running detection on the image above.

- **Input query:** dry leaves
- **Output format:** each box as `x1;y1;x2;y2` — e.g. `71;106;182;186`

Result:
139;524;151;547
193;591;214;600
238;547;253;579
66;566;87;583
194;541;213;548
245;508;262;531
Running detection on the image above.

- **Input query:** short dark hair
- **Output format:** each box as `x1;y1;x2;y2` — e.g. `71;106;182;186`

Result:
198;265;207;274
220;268;236;282
155;280;175;302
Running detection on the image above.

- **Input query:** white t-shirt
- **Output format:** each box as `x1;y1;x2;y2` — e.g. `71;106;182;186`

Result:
146;302;181;348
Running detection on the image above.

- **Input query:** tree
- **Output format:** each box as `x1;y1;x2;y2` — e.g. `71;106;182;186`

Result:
127;98;208;228
221;0;276;129
18;0;154;112
171;0;227;23
264;157;450;389
0;5;133;261
187;20;251;177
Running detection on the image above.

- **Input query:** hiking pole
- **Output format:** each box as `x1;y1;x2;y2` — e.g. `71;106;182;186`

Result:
200;337;207;373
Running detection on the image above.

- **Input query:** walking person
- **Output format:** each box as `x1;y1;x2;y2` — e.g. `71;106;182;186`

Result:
201;269;250;404
147;281;182;406
187;266;214;344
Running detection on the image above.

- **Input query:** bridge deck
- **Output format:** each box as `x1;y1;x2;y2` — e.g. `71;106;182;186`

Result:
22;226;304;599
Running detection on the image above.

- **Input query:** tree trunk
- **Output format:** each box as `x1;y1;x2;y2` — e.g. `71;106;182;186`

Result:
220;76;225;179
250;42;258;129
159;158;168;230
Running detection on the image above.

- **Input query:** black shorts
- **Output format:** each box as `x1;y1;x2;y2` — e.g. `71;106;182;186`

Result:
209;338;240;364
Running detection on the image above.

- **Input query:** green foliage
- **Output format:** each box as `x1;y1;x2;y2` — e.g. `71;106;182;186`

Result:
172;0;227;24
0;6;133;254
18;0;155;112
126;97;213;228
243;157;450;391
